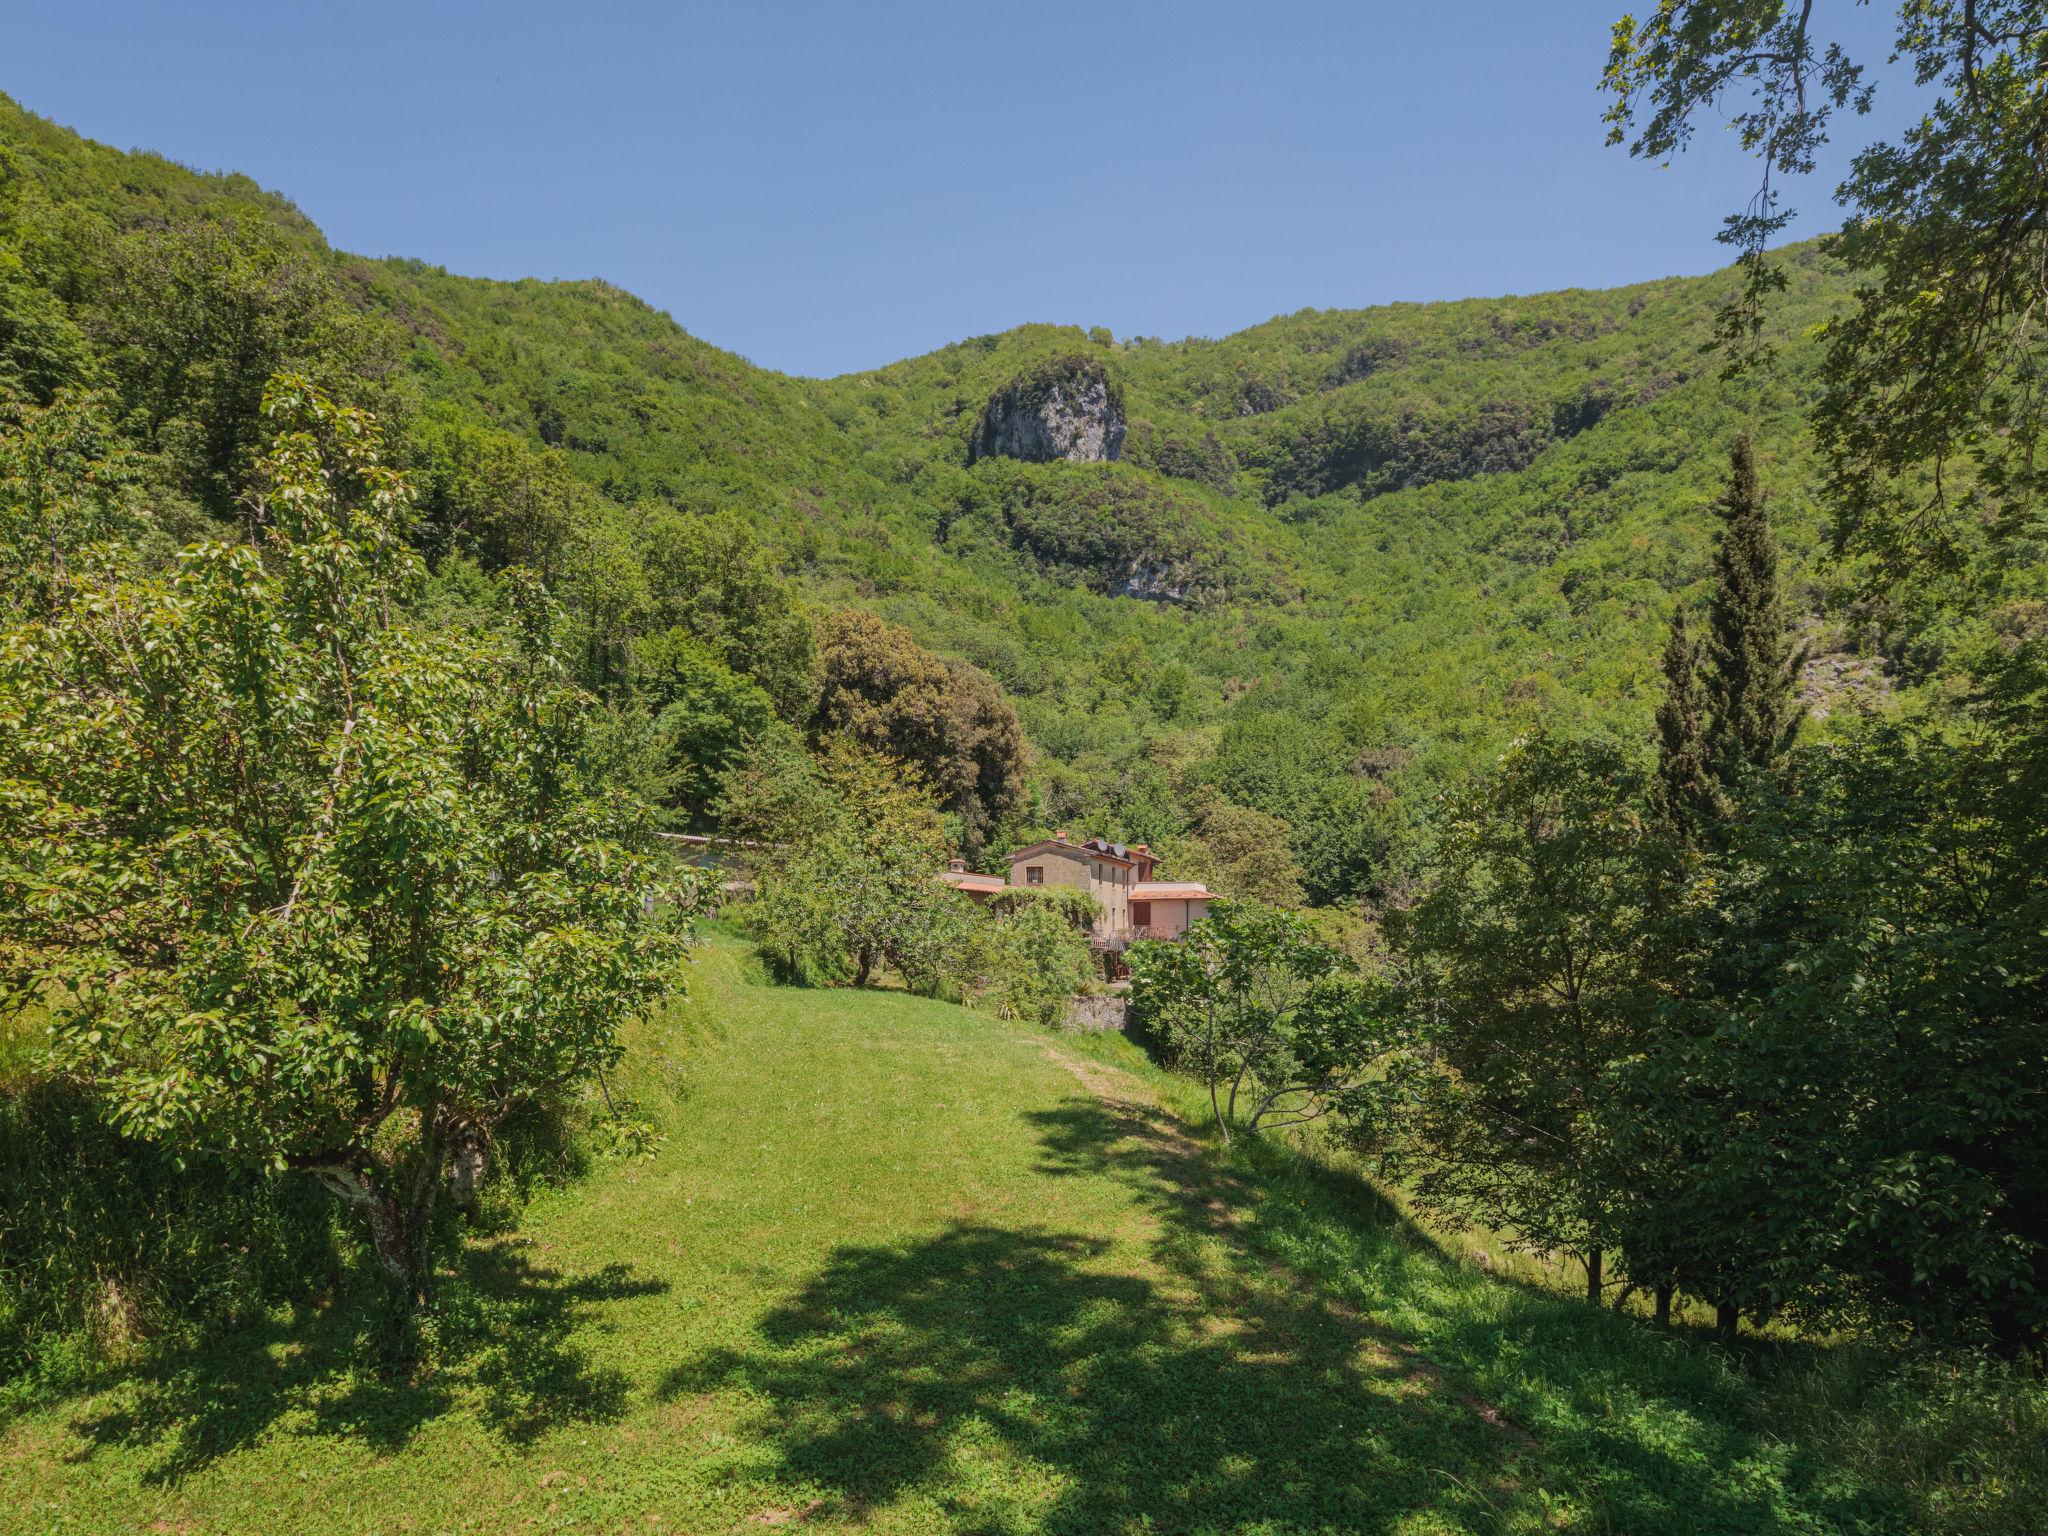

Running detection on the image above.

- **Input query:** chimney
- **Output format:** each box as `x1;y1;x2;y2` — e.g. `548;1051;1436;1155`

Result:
948;857;966;873
1054;829;1067;842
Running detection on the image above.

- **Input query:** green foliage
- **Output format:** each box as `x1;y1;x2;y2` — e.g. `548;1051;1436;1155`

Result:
635;504;818;720
1391;730;1659;1297
0;90;1882;928
1617;710;2048;1346
1603;2;2048;594
1702;434;1804;785
10;939;2040;1534
956;892;1097;1028
0;378;690;1294
813;609;1026;863
956;458;1254;603
1648;600;1714;835
0;387;151;618
0;1048;344;1384
633;627;780;822
1159;790;1307;906
5;83;2039;1368
723;736;960;990
1128;902;1397;1143
98;215;394;515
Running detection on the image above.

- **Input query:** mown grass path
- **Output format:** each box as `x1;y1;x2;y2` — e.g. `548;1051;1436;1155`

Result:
4;943;1909;1534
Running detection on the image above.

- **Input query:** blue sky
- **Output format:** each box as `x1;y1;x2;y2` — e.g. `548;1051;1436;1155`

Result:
6;2;1924;377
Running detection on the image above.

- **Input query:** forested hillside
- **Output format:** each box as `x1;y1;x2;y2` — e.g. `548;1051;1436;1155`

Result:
6;13;2048;1523
0;90;1886;905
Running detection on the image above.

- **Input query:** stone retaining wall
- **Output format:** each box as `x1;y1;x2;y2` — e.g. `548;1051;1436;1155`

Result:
1064;994;1129;1033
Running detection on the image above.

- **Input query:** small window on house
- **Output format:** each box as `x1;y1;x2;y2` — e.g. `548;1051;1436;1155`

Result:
1131;901;1152;928
1026;866;1044;885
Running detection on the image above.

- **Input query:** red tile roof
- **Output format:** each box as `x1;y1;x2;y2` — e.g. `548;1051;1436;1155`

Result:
943;871;1008;894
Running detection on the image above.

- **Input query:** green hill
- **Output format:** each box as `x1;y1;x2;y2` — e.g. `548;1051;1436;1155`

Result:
0;92;1877;902
0;937;2005;1535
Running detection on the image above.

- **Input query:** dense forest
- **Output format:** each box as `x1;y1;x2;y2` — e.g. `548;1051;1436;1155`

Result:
0;89;1887;910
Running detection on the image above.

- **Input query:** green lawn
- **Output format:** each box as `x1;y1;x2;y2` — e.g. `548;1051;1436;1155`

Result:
0;939;2025;1535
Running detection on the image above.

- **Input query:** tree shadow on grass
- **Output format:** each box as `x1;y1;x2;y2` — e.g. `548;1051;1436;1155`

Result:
64;1237;665;1485
1031;1096;1906;1535
661;1096;1905;1535
663;1223;1526;1534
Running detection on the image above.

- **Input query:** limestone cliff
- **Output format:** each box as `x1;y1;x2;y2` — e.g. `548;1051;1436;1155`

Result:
969;355;1126;464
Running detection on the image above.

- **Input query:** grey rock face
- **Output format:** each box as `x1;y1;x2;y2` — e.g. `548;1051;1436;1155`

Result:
970;359;1126;464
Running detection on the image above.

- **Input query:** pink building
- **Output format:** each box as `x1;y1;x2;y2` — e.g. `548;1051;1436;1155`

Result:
946;831;1217;962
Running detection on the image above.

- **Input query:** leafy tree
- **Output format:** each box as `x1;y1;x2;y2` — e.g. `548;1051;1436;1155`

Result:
0;377;690;1299
723;736;960;989
1603;1;2048;585
1626;718;2048;1347
0;245;92;405
1623;437;1806;1332
0;388;149;618
1190;798;1307;907
633;627;779;822
1391;730;1657;1304
1130;902;1397;1145
638;506;817;721
97;216;391;515
813;609;1026;863
557;502;651;693
409;413;592;577
1154;788;1309;907
0;145;95;405
1702;435;1804;790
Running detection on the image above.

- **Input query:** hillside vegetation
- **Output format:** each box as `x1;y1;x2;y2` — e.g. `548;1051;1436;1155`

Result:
0;91;1883;906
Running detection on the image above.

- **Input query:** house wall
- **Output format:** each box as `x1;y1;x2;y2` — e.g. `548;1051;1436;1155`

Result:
1010;843;1144;947
1011;844;1091;895
1088;856;1133;940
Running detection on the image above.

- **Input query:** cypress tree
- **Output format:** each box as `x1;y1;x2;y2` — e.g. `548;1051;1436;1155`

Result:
1702;435;1805;792
1634;435;1808;1339
1649;602;1715;836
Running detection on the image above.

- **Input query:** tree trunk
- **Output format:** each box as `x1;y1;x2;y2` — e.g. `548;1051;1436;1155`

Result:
309;1163;418;1290
446;1123;487;1210
1584;1247;1603;1307
1654;1283;1673;1326
854;947;874;988
1716;1302;1739;1336
303;1126;448;1307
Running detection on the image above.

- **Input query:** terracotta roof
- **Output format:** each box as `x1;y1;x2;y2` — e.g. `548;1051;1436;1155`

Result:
1133;881;1216;901
943;871;1007;894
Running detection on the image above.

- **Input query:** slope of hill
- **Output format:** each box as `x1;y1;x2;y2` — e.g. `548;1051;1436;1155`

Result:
0;92;1880;901
0;936;2009;1535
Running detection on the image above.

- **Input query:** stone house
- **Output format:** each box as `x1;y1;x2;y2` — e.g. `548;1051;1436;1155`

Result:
946;831;1217;957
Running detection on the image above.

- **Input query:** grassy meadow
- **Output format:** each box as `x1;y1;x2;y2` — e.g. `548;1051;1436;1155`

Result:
1;936;2036;1536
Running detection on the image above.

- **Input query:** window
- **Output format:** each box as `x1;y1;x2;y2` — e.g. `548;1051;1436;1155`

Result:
1131;901;1152;928
1025;866;1043;886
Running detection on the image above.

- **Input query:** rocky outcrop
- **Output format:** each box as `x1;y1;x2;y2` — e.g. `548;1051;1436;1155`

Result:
970;355;1126;464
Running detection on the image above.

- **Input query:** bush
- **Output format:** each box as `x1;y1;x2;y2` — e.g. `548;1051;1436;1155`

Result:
958;894;1097;1028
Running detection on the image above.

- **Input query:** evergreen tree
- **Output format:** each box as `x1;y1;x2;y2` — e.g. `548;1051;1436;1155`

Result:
1649;602;1715;835
1702;435;1804;793
1618;438;1810;1338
